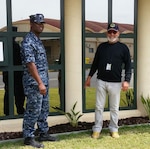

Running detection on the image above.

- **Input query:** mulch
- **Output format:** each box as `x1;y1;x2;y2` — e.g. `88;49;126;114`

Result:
0;116;149;141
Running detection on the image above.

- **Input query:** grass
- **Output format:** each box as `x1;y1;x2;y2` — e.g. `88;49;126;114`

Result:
0;125;149;149
0;88;60;115
85;87;131;109
0;89;4;115
0;88;133;116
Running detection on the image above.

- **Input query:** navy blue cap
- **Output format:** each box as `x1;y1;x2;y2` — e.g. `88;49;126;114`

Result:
29;14;45;23
107;23;119;31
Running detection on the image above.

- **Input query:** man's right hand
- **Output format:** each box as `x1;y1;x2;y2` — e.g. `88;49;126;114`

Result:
85;76;91;87
38;83;46;95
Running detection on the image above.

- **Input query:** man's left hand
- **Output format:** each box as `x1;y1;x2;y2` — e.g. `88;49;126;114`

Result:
122;81;129;91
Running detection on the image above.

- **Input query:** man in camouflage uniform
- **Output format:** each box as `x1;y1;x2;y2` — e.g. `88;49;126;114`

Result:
21;14;57;148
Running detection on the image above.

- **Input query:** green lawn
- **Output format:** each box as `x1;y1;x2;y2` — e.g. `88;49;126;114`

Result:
0;88;60;115
85;87;133;109
0;125;149;149
0;88;133;116
0;89;4;115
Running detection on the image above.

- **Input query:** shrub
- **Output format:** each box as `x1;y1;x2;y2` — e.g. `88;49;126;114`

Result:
141;94;150;120
52;101;83;127
122;88;134;107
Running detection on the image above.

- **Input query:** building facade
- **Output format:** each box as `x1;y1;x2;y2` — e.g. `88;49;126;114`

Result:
0;0;149;132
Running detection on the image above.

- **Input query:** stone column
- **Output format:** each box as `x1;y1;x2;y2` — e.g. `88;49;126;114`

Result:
64;0;82;112
137;0;150;115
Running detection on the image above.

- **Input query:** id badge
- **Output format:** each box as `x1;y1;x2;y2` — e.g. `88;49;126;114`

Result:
106;63;112;70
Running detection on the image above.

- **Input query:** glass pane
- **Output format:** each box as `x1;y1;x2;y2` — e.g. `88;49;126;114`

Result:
85;0;108;33
16;36;61;113
42;38;61;65
112;0;134;24
0;71;5;116
85;69;134;110
85;37;134;64
15;36;61;65
85;0;108;22
49;70;60;112
12;0;60;32
0;42;4;62
120;88;134;108
120;38;134;108
85;37;107;64
0;71;16;116
0;0;6;30
1;35;25;116
120;38;134;61
85;37;134;110
85;69;109;110
10;71;25;116
85;69;96;110
13;71;25;116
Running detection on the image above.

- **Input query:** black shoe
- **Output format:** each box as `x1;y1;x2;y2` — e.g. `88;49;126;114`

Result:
24;137;44;148
39;133;58;142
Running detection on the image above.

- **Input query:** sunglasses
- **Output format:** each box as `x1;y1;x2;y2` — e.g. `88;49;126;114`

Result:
34;22;44;25
108;30;117;34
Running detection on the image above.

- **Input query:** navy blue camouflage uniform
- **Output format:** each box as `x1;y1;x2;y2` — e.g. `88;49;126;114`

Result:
21;32;49;138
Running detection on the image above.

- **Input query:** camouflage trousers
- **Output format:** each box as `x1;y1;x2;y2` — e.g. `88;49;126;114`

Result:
23;85;49;138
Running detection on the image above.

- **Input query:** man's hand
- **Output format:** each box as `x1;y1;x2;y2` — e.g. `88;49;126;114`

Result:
122;81;129;91
38;83;46;95
85;76;91;87
27;62;47;95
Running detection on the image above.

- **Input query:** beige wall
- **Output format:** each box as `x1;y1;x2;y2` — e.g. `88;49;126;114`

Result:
137;0;150;114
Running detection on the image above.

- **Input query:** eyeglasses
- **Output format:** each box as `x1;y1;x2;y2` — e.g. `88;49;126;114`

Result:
108;30;117;34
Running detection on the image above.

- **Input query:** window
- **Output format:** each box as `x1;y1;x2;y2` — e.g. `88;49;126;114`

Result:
0;0;6;29
89;48;94;53
0;0;65;119
0;42;4;62
83;0;137;112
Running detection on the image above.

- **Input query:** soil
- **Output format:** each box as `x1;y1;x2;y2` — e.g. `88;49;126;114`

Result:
0;116;149;141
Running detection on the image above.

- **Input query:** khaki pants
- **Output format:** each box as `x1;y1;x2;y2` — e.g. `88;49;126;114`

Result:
92;79;121;132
